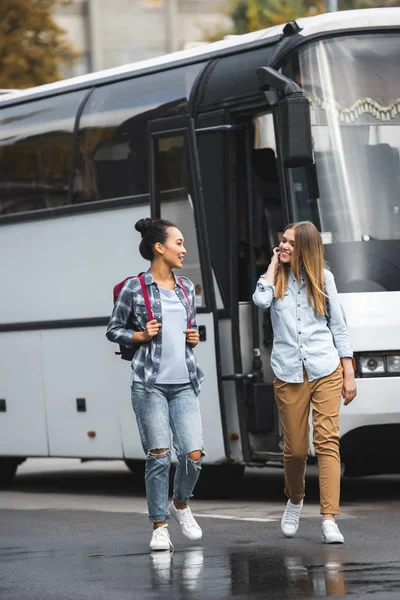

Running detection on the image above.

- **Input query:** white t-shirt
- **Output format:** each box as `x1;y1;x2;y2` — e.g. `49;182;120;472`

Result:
134;287;190;384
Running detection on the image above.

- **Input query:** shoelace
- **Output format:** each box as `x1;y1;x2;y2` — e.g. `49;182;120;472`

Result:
153;527;174;549
284;504;302;526
323;520;340;534
181;508;199;530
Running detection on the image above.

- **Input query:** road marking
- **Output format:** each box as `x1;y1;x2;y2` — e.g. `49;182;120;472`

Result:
140;511;278;523
0;494;280;521
194;514;278;523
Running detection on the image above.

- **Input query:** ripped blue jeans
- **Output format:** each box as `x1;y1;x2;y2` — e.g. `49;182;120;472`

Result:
131;381;204;523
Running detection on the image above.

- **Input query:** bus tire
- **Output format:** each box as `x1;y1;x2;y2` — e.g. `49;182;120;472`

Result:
194;464;245;499
124;459;145;476
0;457;24;488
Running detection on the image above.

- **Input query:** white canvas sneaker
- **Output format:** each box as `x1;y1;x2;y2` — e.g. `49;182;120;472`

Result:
281;499;303;538
322;519;344;544
149;524;174;551
169;501;203;541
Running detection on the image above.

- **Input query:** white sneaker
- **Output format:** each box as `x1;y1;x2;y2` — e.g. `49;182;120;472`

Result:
322;519;344;544
281;499;303;538
169;501;202;541
149;524;174;551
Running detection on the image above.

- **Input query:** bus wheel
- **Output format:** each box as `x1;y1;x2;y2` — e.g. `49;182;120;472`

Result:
124;459;146;492
194;464;245;499
124;459;145;476
0;457;24;488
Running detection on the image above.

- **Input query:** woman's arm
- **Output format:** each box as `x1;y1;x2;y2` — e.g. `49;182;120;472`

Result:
341;357;357;405
325;270;357;404
325;271;353;357
106;281;136;346
252;247;279;309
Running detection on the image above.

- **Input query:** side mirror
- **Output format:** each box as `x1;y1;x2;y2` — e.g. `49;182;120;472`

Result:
257;66;313;169
278;95;313;168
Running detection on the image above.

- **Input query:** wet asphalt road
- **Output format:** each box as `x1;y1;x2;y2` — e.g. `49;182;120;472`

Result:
1;460;400;599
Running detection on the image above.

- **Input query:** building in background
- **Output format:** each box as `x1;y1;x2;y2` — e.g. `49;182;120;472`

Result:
53;0;231;77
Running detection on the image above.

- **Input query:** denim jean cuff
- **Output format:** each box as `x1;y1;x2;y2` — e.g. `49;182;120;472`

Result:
320;508;340;515
172;494;192;504
148;513;170;523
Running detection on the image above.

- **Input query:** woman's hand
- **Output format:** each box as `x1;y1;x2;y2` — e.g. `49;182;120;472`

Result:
342;372;357;406
262;247;280;285
341;357;357;406
142;319;162;342
271;247;280;267
184;328;199;347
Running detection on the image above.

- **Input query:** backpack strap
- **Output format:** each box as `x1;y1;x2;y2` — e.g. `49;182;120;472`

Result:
138;275;154;321
324;283;331;322
178;277;193;329
137;274;192;327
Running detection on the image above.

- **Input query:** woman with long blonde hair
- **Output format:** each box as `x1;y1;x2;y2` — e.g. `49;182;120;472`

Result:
253;221;357;544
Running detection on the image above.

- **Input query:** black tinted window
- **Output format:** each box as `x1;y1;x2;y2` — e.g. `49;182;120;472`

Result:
0;92;86;216
154;131;205;306
156;135;188;200
74;64;203;203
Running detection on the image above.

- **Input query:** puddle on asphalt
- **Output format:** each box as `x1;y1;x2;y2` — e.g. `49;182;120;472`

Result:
143;547;400;597
2;544;400;598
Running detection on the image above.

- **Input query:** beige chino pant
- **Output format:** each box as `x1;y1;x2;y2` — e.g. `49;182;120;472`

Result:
273;364;343;515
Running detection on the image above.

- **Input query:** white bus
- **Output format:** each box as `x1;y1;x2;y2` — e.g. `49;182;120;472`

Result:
1;8;400;493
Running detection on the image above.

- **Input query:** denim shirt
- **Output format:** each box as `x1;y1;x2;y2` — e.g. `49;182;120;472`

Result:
252;269;353;383
106;268;204;394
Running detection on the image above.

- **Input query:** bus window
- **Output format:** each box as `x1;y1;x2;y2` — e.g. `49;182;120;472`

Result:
153;133;205;307
285;34;400;293
0;91;87;216
73;64;204;204
289;35;400;245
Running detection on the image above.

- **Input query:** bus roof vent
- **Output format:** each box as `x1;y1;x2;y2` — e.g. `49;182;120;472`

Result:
283;21;302;36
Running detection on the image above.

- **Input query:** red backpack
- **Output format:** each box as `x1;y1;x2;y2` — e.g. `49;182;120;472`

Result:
113;274;192;361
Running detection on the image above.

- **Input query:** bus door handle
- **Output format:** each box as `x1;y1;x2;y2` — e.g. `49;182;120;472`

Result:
198;325;206;341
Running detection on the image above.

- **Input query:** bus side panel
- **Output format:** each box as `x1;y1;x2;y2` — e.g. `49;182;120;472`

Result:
0;206;150;324
0;204;150;460
0;331;49;456
41;327;124;458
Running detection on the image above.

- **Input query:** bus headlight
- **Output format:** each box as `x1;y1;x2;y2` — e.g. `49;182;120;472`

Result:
387;355;400;373
360;356;385;374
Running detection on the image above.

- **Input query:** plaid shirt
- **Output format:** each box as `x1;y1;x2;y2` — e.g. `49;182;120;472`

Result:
106;268;204;395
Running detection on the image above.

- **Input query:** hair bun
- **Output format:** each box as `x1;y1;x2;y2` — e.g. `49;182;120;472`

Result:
135;217;152;237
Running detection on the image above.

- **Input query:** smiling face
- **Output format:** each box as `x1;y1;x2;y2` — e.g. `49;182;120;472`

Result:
279;228;295;265
155;226;186;269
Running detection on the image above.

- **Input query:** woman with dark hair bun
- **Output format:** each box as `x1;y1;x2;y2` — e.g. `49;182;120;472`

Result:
107;217;205;552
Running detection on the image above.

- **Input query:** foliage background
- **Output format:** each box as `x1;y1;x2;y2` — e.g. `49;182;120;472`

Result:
203;0;400;42
0;0;78;88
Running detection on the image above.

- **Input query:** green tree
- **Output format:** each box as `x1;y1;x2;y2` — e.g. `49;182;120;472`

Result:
201;0;325;40
236;0;327;33
203;0;400;41
0;0;78;89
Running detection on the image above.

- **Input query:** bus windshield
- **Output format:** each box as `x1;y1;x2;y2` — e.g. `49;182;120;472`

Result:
287;34;400;292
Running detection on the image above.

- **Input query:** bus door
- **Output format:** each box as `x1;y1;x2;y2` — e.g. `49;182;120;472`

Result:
235;110;286;462
147;116;228;465
195;109;285;465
